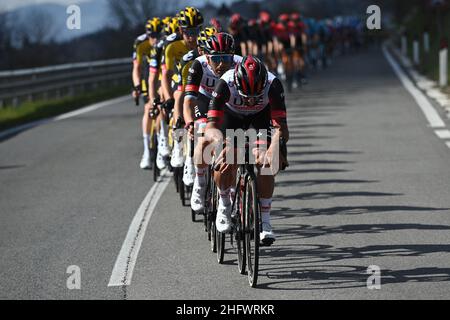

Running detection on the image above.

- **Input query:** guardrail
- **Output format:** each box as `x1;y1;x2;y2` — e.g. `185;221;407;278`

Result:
0;58;132;108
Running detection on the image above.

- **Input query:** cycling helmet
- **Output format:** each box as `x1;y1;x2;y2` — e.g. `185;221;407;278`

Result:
146;17;162;35
230;13;242;28
279;14;290;23
290;13;301;21
234;56;268;97
162;16;172;25
204;32;235;55
164;17;179;35
209;18;222;32
197;26;217;48
259;11;271;24
179;7;204;28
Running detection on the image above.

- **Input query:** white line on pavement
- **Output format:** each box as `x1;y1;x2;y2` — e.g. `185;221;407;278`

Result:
108;170;171;287
0;96;129;140
447;142;450;149
435;129;450;139
382;46;446;129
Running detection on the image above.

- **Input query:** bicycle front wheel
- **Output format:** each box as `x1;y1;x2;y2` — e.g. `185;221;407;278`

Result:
235;176;246;275
244;174;260;287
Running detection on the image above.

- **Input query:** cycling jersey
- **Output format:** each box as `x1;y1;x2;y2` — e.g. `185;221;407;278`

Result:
185;54;243;99
273;23;291;49
208;69;286;120
133;33;152;65
178;48;200;91
163;33;190;74
228;27;247;56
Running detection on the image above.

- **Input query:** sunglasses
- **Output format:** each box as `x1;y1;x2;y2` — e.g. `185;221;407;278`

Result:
182;27;200;36
209;55;234;64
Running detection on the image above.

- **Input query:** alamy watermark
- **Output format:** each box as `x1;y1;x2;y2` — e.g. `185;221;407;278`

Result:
366;5;381;30
66;265;81;290
66;5;81;30
367;265;381;289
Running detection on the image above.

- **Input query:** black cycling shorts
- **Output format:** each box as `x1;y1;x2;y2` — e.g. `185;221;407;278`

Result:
220;105;272;146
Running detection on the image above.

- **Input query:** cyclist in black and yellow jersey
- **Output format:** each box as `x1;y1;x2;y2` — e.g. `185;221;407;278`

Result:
132;17;163;169
161;7;204;169
148;16;180;170
171;26;216;170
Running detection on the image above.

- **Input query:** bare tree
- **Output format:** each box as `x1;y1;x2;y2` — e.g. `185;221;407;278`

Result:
21;9;56;45
108;0;183;29
108;0;159;29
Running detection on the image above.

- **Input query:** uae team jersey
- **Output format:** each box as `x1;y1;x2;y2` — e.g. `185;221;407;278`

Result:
184;55;243;99
207;69;287;123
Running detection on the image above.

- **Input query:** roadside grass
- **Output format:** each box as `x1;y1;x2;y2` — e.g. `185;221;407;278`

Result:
0;85;130;131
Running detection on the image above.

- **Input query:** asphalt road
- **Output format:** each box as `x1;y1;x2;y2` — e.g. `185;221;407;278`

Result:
1;45;450;300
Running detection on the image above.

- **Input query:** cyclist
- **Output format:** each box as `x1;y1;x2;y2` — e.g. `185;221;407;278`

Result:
258;11;277;73
132;17;163;169
205;56;289;244
228;14;248;57
161;7;204;169
148;16;180;170
171;27;217;176
181;33;242;213
289;13;308;85
273;14;294;89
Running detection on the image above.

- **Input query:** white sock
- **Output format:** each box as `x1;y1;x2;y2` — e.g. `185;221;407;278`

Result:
230;187;236;202
219;187;231;207
143;134;150;157
195;166;206;186
260;198;272;224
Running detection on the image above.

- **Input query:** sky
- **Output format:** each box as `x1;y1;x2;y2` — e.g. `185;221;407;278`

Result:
1;0;239;11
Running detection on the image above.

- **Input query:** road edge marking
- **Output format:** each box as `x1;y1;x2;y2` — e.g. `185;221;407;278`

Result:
108;170;171;287
382;45;446;129
435;129;450;139
0;95;130;140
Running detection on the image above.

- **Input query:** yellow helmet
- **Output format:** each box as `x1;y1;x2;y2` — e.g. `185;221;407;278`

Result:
179;7;203;29
146;17;162;35
162;16;171;25
164;17;179;35
197;26;217;48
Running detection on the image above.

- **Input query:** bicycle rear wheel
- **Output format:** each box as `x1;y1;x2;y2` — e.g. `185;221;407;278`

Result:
244;174;260;287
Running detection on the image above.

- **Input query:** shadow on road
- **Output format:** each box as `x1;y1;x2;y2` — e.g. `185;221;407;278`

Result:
255;244;450;290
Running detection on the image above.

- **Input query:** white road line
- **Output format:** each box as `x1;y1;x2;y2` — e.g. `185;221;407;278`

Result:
446;142;450;149
108;170;171;287
435;129;450;139
382;46;446;128
0;96;129;140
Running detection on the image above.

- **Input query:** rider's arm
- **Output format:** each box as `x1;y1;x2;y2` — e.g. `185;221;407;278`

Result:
206;79;230;132
268;78;289;142
132;47;142;89
162;42;176;100
148;46;161;103
183;60;204;125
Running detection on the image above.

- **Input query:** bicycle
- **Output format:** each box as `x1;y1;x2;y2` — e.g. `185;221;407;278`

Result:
215;135;287;287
